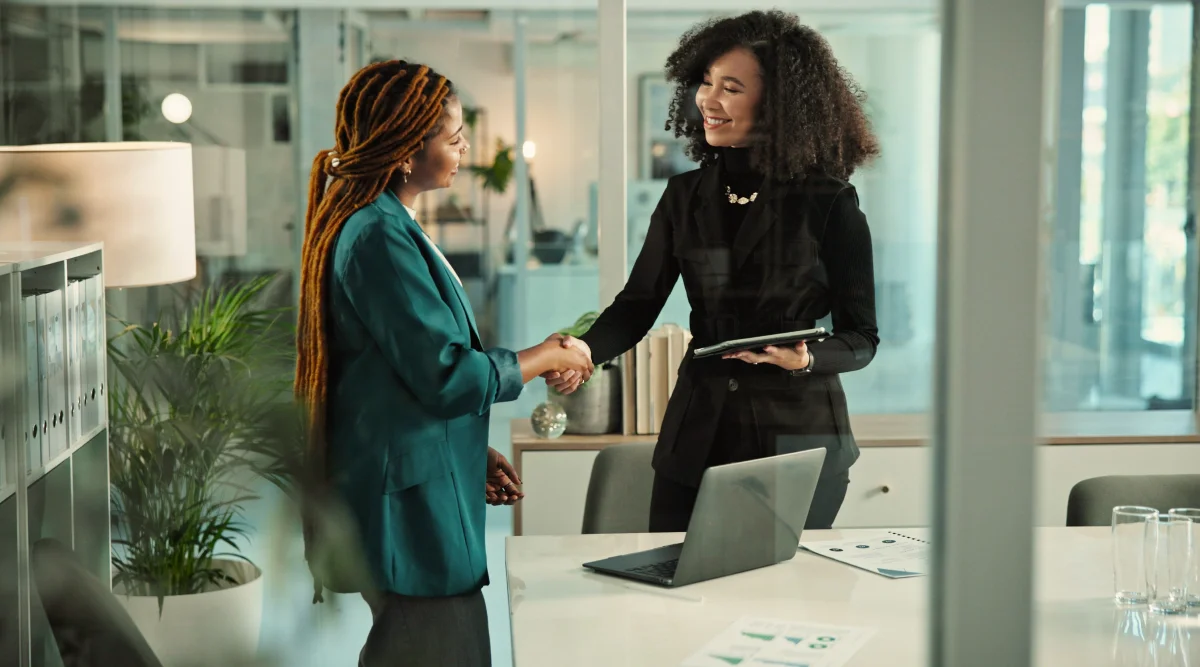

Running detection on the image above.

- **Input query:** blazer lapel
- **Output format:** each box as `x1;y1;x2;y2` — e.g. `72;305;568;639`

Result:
691;166;729;249
379;191;483;349
423;236;483;350
730;179;780;271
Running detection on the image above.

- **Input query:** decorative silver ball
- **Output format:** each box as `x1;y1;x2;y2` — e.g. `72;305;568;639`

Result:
530;402;568;439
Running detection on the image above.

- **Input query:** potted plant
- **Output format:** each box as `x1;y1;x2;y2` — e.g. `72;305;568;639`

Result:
549;312;621;434
106;275;300;666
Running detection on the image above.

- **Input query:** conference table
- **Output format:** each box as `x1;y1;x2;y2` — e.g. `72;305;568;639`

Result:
505;528;1200;666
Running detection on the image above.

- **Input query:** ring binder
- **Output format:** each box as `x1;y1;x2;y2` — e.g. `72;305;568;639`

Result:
886;531;931;544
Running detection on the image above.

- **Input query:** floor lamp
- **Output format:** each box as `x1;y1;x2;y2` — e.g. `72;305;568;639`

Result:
0;142;198;320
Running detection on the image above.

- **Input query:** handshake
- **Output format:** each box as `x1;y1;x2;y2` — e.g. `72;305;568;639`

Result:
537;333;594;395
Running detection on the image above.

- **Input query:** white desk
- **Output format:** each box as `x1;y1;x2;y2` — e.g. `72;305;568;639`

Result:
505;528;1200;666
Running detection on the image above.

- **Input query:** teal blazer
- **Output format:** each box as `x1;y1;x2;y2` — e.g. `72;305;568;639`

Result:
324;189;523;597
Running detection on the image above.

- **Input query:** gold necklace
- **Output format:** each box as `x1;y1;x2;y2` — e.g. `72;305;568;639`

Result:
725;186;758;205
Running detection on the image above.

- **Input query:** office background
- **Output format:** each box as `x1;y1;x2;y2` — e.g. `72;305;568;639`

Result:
0;0;1196;665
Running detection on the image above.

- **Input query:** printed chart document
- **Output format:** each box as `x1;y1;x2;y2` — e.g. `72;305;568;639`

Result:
681;617;874;667
799;531;930;579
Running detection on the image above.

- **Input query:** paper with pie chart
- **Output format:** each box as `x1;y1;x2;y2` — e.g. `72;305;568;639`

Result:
798;531;930;579
680;617;874;667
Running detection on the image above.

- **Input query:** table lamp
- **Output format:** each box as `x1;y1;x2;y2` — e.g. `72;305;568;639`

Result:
0;142;197;288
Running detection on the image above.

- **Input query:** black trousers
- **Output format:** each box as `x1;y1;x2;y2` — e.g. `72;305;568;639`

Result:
359;589;491;667
649;468;851;533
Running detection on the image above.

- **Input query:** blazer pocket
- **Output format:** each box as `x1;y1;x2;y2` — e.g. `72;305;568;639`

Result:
674;247;731;284
753;240;819;267
383;436;450;493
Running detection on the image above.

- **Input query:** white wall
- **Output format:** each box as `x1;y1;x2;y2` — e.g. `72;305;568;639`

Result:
79;37;299;273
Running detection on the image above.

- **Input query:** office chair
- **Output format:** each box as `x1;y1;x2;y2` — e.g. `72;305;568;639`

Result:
581;443;656;534
31;538;162;667
1066;475;1200;527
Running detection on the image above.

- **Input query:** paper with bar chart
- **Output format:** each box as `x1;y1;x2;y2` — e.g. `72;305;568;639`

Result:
798;531;931;579
681;617;874;667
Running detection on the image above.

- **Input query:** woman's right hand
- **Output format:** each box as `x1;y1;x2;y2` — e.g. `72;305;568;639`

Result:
517;335;594;386
540;338;594;391
543;335;593;395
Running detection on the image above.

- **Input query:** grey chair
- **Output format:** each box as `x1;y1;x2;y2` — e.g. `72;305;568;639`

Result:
1066;475;1200;527
581;443;656;534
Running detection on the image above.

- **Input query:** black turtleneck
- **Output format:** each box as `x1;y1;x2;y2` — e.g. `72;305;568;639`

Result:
719;148;765;243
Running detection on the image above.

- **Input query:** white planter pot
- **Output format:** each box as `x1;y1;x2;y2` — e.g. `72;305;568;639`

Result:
114;559;263;667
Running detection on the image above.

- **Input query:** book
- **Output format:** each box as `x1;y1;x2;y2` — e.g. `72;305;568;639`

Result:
799;531;930;579
634;337;651;434
664;323;687;396
648;330;670;432
621;349;636;436
618;325;694;436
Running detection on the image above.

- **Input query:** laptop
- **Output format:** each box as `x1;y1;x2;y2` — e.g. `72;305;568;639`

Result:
582;448;826;587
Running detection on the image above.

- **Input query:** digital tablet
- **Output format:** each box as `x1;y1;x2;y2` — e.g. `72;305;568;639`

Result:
692;327;828;360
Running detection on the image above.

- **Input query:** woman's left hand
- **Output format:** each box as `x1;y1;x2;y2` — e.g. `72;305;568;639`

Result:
486;447;524;506
723;342;811;371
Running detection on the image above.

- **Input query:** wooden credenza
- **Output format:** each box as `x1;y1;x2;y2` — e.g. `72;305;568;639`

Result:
510;412;1200;536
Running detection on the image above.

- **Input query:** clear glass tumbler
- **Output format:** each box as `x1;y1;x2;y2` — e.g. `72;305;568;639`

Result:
1148;514;1192;615
1167;507;1200;608
1112;506;1158;605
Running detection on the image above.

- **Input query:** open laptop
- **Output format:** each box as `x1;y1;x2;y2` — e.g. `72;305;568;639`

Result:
582;448;826;587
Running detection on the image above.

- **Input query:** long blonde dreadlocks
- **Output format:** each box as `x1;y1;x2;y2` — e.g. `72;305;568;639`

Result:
296;60;453;487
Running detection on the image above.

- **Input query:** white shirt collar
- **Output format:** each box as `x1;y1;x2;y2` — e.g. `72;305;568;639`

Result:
409;205;462;286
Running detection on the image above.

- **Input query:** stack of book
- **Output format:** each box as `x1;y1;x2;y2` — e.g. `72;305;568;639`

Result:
620;324;692;436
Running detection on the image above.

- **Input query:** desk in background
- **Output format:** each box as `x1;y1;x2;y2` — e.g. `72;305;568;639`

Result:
510;414;1200;535
505;527;1198;666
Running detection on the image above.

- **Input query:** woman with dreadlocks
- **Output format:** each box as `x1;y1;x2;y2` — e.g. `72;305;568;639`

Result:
295;60;592;666
548;11;881;534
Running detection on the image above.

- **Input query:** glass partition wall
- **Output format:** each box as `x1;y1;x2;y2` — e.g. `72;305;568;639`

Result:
5;0;1198;665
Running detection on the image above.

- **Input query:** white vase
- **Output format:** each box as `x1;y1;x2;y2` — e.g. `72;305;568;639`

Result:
114;559;264;667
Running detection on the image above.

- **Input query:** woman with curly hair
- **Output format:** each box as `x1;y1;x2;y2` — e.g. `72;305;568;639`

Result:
548;10;881;532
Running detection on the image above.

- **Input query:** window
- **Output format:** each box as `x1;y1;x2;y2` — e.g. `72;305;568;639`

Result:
1048;2;1197;412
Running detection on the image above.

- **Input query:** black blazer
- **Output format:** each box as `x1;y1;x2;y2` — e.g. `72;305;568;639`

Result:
580;163;879;487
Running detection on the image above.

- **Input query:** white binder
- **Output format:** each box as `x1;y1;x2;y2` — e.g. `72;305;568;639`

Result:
43;289;68;460
81;276;104;433
65;281;83;448
0;293;8;491
24;294;42;474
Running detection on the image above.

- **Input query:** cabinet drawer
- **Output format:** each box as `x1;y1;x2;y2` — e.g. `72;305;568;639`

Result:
836;447;930;528
521;450;600;536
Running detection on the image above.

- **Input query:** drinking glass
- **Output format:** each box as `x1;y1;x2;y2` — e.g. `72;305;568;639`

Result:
1112;506;1158;605
1168;507;1200;608
1148;514;1191;614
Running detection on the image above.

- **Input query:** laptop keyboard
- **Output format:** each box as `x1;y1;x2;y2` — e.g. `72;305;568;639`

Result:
628;558;679;581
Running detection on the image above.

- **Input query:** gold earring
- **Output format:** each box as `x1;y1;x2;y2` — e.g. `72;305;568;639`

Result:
403;168;409;184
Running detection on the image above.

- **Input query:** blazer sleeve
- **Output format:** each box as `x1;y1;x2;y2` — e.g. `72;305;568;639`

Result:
338;216;524;418
808;186;880;374
579;188;682;364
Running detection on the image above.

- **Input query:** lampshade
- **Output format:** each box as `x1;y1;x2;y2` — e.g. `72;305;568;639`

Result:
0;142;197;288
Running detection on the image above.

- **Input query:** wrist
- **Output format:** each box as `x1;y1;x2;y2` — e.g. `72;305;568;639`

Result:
788;352;814;375
518;344;554;381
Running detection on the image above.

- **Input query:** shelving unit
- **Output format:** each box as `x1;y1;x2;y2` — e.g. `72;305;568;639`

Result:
0;242;109;667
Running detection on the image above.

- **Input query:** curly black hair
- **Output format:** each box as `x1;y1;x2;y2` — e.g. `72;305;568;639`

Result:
664;10;881;181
